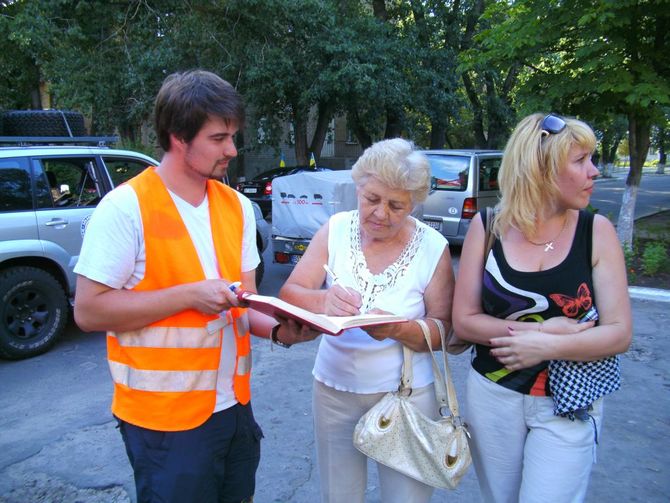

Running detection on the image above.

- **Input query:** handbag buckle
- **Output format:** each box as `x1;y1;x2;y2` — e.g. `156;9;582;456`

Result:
452;415;465;427
451;414;470;431
397;384;413;397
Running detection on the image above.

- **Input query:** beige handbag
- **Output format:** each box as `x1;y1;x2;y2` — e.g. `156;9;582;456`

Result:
353;319;472;489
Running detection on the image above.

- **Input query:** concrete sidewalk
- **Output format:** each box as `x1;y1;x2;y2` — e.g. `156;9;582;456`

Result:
0;291;668;503
250;290;670;503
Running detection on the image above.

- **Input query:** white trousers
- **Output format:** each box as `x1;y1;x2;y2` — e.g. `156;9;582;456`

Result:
465;368;603;503
312;379;436;503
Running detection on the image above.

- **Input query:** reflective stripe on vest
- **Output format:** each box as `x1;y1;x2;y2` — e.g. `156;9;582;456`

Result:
108;361;218;392
108;168;251;431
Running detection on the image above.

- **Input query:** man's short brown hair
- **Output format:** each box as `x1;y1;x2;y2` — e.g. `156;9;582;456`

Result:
154;70;245;151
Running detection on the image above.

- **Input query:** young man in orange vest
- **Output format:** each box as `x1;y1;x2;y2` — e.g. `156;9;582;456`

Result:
74;70;318;503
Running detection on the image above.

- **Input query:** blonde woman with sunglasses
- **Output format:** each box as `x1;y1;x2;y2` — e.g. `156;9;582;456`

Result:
453;113;632;502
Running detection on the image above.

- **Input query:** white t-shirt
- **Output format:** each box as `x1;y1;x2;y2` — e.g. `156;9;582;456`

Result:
313;210;448;393
75;182;260;411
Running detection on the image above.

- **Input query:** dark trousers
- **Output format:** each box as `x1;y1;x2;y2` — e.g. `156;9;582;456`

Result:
117;402;263;503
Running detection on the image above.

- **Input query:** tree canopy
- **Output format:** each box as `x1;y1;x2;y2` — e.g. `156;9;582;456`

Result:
1;0;667;245
469;0;670;246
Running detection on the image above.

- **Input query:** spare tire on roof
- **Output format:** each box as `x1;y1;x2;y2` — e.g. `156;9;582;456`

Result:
1;110;87;137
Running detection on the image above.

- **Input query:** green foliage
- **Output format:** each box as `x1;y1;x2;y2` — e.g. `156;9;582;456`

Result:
0;0;665;186
471;0;669;249
641;242;670;276
475;0;670;117
117;138;160;162
623;240;639;284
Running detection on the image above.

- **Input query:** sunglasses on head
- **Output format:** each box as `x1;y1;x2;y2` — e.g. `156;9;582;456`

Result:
541;114;566;137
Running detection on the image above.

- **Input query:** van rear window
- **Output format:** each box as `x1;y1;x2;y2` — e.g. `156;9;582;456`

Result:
427;155;469;191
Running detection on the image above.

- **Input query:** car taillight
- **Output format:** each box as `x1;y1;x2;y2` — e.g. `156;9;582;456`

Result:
462;198;477;219
264;182;272;196
274;252;290;264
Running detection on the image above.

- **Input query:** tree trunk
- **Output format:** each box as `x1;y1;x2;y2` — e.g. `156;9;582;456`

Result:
30;89;42;110
348;109;373;150
462;72;486;147
293;116;309;166
657;134;666;174
600;130;623;177
384;107;403;139
371;0;387;20
429;120;446;149
616;113;651;249
309;101;334;163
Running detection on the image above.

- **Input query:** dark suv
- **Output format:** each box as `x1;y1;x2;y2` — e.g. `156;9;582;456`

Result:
0;136;269;359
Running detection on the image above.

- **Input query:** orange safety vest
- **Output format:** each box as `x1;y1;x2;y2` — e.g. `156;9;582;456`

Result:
107;167;251;431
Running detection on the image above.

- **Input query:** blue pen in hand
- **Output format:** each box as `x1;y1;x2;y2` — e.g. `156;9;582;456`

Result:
228;281;242;293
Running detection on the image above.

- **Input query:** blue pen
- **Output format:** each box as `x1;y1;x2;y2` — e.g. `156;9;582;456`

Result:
228;281;242;292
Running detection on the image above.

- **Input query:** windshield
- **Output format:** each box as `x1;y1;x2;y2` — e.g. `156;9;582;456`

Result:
426;155;469;191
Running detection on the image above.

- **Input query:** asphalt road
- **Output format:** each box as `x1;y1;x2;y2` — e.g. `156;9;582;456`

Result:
589;168;670;222
1;169;668;502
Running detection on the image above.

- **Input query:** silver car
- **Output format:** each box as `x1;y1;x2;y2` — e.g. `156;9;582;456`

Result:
421;149;502;246
0;139;268;359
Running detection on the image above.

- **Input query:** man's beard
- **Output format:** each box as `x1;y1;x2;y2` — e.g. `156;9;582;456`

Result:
208;159;230;179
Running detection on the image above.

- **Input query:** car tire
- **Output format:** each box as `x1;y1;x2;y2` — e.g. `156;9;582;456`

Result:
1;110;87;137
0;266;69;360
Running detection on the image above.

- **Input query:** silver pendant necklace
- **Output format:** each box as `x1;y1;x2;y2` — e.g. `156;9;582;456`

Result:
525;214;568;252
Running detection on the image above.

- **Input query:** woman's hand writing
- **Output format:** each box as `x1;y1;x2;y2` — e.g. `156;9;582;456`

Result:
324;284;362;316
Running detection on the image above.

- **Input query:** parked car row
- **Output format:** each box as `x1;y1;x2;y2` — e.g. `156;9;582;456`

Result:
249;149;503;266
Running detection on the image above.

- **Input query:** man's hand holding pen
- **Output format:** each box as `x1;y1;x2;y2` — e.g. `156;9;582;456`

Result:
323;264;362;316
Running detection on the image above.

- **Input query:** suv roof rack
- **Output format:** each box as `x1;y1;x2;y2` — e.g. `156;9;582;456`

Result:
0;135;119;147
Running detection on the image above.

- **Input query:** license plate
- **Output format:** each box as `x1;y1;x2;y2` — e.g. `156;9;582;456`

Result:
243;187;257;194
425;220;441;230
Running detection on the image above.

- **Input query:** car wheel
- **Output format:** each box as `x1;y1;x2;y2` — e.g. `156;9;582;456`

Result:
1;110;87;137
0;266;69;360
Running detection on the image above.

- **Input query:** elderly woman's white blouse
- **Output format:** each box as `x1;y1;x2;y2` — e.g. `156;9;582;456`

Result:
313;210;448;393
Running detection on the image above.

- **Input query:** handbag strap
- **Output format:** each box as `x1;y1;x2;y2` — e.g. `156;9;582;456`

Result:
484;206;496;261
416;318;462;421
399;345;414;393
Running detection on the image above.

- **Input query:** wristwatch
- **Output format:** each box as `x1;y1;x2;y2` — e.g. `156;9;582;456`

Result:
270;324;292;348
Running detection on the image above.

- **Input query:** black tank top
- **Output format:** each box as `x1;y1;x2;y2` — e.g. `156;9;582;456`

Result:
473;210;595;396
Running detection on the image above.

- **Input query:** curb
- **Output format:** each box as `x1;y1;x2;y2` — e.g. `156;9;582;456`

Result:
628;286;670;303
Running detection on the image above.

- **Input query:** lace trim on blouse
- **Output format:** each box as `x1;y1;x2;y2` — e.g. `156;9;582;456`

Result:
348;210;425;312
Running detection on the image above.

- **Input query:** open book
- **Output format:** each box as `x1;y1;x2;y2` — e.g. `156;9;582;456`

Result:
238;291;407;336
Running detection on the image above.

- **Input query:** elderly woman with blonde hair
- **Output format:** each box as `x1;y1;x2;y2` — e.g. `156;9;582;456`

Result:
453;113;632;502
279;138;455;503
